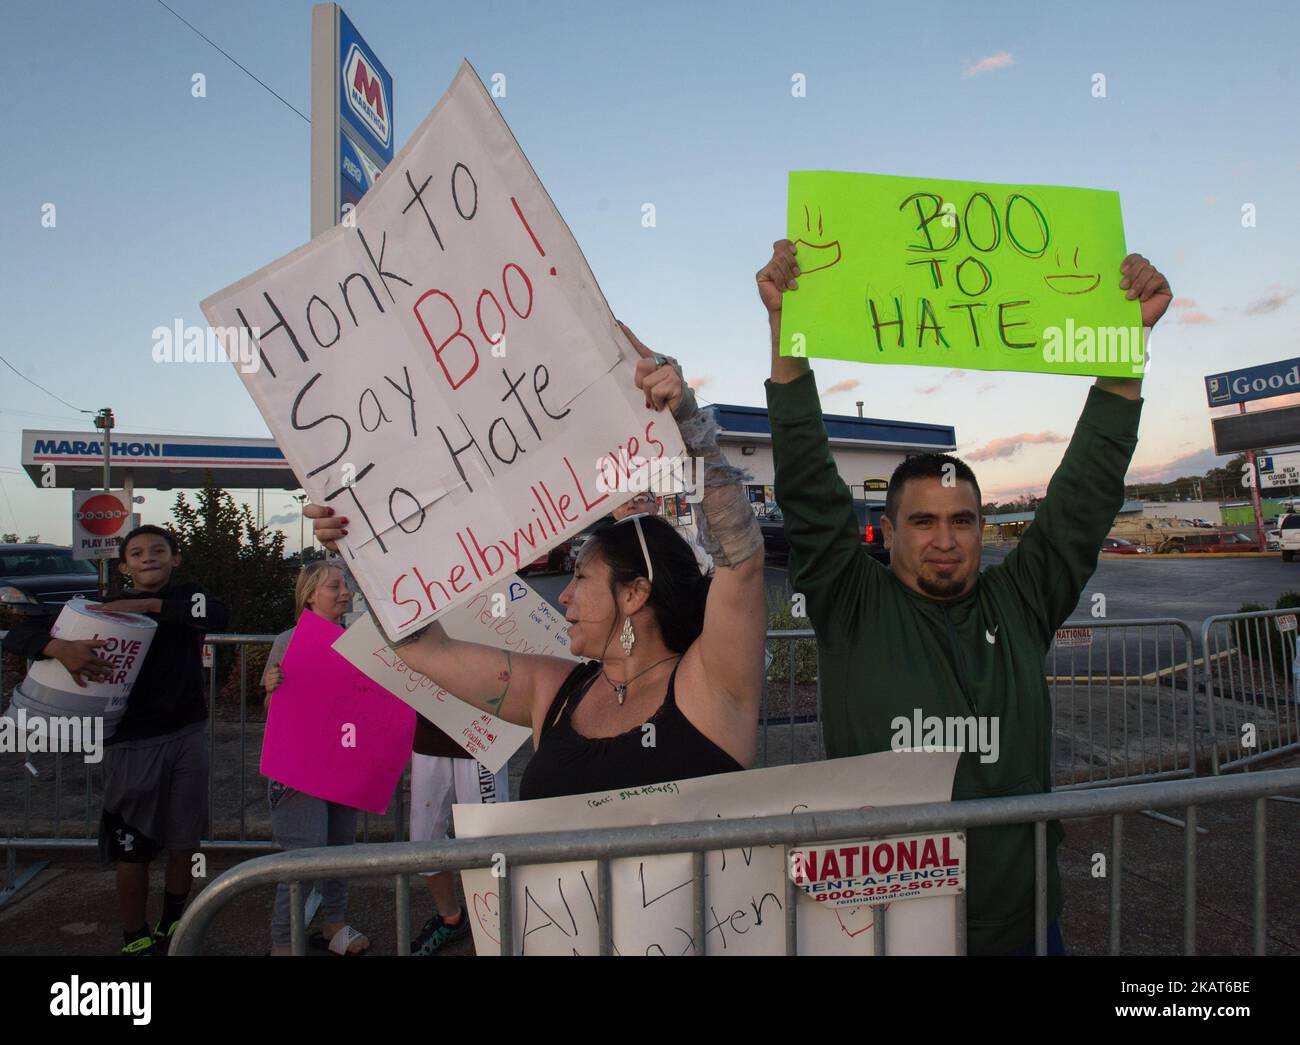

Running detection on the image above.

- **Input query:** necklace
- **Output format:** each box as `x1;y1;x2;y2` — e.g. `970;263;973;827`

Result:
601;654;680;706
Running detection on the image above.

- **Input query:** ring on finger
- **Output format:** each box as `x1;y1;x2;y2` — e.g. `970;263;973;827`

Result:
653;354;667;367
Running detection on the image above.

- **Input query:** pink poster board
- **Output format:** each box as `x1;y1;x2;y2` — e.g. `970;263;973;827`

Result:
260;610;415;814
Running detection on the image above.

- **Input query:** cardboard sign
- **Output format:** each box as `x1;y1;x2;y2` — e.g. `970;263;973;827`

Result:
455;750;961;955
1276;614;1297;634
779;171;1143;377
260;610;415;813
202;61;685;642
334;574;572;772
789;834;965;908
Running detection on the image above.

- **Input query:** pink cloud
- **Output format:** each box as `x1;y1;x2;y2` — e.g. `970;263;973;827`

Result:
688;375;712;390
1171;298;1197;309
963;51;1014;77
1244;288;1296;315
967;431;1067;463
1181;311;1213;324
984;481;1047;500
917;370;965;395
822;378;861;396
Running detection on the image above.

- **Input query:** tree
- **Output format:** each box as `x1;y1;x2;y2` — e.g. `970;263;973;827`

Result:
1;533;17;544
166;477;294;636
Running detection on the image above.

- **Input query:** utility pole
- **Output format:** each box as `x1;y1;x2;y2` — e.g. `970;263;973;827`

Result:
93;407;115;597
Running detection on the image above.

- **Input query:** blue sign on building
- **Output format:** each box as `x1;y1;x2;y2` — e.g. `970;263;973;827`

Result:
338;10;393;166
1205;357;1300;408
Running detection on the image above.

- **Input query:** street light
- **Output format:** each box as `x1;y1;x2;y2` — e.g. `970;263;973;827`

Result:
293;493;308;556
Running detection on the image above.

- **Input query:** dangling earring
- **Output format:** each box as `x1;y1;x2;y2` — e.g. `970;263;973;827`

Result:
620;617;636;656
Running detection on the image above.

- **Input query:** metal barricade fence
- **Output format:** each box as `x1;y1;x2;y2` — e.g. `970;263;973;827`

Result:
169;767;1300;957
1200;609;1300;773
761;628;823;767
0;629;822;851
1047;619;1200;790
5;618;1295;909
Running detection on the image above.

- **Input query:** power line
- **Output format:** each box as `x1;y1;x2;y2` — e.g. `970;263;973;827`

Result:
0;353;90;414
155;0;310;124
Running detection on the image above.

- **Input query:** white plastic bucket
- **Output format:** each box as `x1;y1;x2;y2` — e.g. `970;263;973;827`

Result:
8;598;157;739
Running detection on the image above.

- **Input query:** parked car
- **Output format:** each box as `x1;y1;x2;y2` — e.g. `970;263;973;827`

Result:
1278;513;1300;561
1101;536;1151;555
562;516;616;573
1159;531;1261;554
757;499;889;566
0;544;101;629
519;535;582;576
1267;528;1281;551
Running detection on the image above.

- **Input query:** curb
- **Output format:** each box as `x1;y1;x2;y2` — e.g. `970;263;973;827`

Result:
1101;551;1280;559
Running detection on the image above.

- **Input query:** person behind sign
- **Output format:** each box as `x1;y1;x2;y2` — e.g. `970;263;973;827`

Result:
261;562;375;956
5;525;229;956
757;238;1171;955
305;322;766;799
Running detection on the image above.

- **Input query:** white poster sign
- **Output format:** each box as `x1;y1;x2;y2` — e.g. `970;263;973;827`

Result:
71;491;135;561
202;61;685;641
1260;450;1300;489
334;573;572;772
455;750;961;955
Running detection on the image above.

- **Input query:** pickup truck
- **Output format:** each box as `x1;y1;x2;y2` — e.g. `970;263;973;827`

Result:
756;499;890;566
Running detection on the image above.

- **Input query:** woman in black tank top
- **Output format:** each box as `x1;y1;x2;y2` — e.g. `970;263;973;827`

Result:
304;332;768;801
519;659;742;800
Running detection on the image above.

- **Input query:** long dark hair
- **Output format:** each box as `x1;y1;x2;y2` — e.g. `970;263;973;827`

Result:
582;515;711;655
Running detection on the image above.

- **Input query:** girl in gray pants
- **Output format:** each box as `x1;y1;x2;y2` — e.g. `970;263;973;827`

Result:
262;562;370;956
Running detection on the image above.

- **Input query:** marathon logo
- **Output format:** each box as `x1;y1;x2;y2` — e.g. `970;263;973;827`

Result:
343;44;390;148
33;439;160;458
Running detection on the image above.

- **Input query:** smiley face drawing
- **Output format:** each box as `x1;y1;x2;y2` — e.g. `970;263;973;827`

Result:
1044;247;1101;295
794;204;843;274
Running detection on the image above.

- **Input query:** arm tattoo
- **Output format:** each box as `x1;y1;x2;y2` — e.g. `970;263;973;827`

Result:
486;650;513;711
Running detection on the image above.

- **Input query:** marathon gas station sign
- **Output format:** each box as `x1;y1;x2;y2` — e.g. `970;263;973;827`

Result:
312;4;393;234
21;430;295;490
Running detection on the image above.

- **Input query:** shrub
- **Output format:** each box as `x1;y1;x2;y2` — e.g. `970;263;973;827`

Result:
765;585;818;683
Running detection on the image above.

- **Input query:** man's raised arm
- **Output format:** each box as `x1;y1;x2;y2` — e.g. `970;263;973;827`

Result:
760;239;874;645
1001;253;1171;641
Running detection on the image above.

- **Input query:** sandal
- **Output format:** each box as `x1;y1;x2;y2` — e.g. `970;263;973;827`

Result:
309;924;370;956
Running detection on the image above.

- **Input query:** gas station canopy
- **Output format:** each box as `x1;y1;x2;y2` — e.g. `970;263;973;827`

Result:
21;430;299;491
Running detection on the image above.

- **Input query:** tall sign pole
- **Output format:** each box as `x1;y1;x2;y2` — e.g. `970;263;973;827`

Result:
93;407;115;595
1206;358;1300;552
310;4;394;238
1242;404;1266;551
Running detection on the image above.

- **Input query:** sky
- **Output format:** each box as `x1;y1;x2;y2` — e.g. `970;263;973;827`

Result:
3;0;1298;543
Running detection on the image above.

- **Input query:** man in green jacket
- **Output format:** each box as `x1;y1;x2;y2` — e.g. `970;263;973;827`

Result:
757;238;1171;954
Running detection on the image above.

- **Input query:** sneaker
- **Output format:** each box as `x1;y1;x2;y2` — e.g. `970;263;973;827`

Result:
121;932;161;957
411;909;471;955
152;918;180;956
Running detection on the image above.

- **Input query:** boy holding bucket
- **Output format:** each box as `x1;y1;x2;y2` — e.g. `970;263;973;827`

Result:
6;524;229;955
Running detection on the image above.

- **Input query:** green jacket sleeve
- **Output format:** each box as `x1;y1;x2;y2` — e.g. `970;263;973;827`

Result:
999;385;1143;644
766;371;875;647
